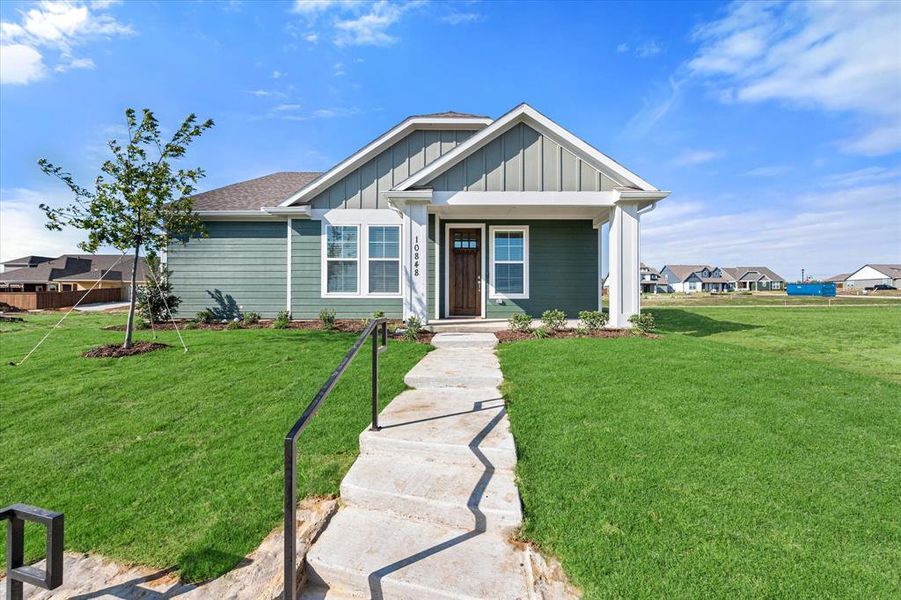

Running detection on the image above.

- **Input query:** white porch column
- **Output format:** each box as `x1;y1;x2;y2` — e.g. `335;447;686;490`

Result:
608;202;640;328
403;202;429;322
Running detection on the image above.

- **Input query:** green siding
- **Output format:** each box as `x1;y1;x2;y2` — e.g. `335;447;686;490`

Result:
439;219;598;318
168;221;287;318
290;220;403;319
427;123;624;192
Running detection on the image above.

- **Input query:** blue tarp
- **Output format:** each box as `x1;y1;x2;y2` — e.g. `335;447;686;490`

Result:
787;282;837;297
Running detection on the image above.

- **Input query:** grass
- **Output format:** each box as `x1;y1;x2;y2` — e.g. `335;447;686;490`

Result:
640;292;901;307
0;312;429;581
500;306;901;599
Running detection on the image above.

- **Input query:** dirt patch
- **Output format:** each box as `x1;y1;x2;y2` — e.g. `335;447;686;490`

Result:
83;342;169;358
496;328;649;343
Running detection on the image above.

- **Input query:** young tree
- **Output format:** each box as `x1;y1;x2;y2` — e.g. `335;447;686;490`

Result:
39;108;213;348
136;255;181;323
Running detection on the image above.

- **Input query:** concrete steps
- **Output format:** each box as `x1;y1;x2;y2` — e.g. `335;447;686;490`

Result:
303;332;529;599
341;452;522;530
305;508;530;600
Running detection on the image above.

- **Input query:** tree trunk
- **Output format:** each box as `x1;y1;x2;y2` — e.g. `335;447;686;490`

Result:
123;242;141;349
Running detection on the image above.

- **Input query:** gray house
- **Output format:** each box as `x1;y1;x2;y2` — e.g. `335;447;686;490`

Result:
168;104;669;327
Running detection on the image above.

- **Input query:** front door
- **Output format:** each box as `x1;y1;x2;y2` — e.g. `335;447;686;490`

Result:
449;228;481;316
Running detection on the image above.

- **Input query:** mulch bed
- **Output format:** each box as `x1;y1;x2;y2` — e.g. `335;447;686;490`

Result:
83;342;169;358
495;329;657;343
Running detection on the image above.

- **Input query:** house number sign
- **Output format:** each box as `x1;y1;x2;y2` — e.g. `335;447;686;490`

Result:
413;236;420;277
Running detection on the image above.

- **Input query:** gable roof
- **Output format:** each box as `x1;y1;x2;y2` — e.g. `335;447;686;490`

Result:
852;263;901;279
191;172;321;211
280;113;492;207
724;266;785;282
0;255;146;284
2;255;53;268
662;265;712;281
393;103;658;193
824;273;850;282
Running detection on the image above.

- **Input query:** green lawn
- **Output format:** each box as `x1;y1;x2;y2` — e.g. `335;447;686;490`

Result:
0;312;428;581
640;292;901;307
500;306;901;599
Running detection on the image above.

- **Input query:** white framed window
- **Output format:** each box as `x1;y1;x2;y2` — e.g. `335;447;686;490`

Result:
367;225;401;295
772;281;781;290
488;226;529;299
324;224;359;295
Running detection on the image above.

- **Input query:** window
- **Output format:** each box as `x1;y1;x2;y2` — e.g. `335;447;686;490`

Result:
772;281;781;290
368;225;400;295
489;226;529;299
325;225;358;294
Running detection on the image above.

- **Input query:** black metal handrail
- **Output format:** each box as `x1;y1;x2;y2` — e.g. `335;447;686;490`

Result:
2;504;64;600
283;318;388;600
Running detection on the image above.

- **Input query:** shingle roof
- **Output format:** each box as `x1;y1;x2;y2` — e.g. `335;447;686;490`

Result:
662;265;713;281
410;111;490;119
727;266;785;282
2;255;53;267
190;172;322;211
0;255;146;284
866;264;901;278
824;273;850;282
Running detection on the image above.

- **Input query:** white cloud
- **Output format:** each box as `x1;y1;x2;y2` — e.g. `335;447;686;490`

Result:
0;0;132;85
273;103;301;111
0;188;86;263
441;12;481;25
635;40;661;58
291;0;422;47
641;176;901;280
0;44;46;84
623;76;683;138
672;149;721;167
272;69;285;79
688;1;901;155
616;42;628;53
333;61;345;76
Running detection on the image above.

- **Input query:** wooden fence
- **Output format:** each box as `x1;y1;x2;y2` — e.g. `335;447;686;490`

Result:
0;287;122;311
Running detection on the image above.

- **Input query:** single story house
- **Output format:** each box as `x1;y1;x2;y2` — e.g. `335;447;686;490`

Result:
823;273;850;290
721;267;785;291
167;104;669;327
843;264;901;289
640;263;670;293
0;254;146;297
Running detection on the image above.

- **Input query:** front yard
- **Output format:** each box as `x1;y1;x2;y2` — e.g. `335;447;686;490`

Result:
500;306;901;598
0;313;428;581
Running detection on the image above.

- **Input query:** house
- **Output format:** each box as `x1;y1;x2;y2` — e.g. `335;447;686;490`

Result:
167;104;669;327
844;264;901;289
660;265;731;293
721;267;785;291
640;263;670;293
0;254;146;297
823;272;850;290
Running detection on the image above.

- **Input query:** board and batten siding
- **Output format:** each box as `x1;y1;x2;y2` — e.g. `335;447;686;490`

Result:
439;219;598;318
290;219;403;319
310;129;475;210
168;221;286;318
425;123;625;193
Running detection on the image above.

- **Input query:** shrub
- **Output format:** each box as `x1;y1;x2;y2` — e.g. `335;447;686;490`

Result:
319;308;337;330
226;320;242;330
136;256;181;322
183;321;198;330
242;311;261;326
541;309;567;331
508;313;533;333
629;312;656;333
134;316;149;330
372;310;385;319
532;326;550;339
578;310;607;332
272;310;290;329
403;315;423;341
195;309;215;324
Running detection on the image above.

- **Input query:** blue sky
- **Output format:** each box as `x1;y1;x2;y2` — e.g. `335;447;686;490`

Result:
1;0;899;280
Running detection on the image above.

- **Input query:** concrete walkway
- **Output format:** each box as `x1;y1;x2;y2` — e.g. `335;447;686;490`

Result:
304;332;532;599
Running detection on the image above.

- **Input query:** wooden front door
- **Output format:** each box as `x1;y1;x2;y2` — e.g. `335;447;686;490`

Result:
449;228;481;316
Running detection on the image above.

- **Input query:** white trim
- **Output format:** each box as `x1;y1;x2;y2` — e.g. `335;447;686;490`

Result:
286;218;292;313
433;214;440;321
443;222;487;318
488;225;529;300
395;103;658;192
432;190;620;206
366;224;403;297
280;117;492;207
321;223;361;298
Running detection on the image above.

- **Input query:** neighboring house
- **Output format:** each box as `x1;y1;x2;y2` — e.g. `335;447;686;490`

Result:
1;255;53;272
0;254;147;298
721;267;785;291
844;264;901;289
168;104;669;327
660;265;729;293
640;263;670;293
823;273;850;290
660;264;785;293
